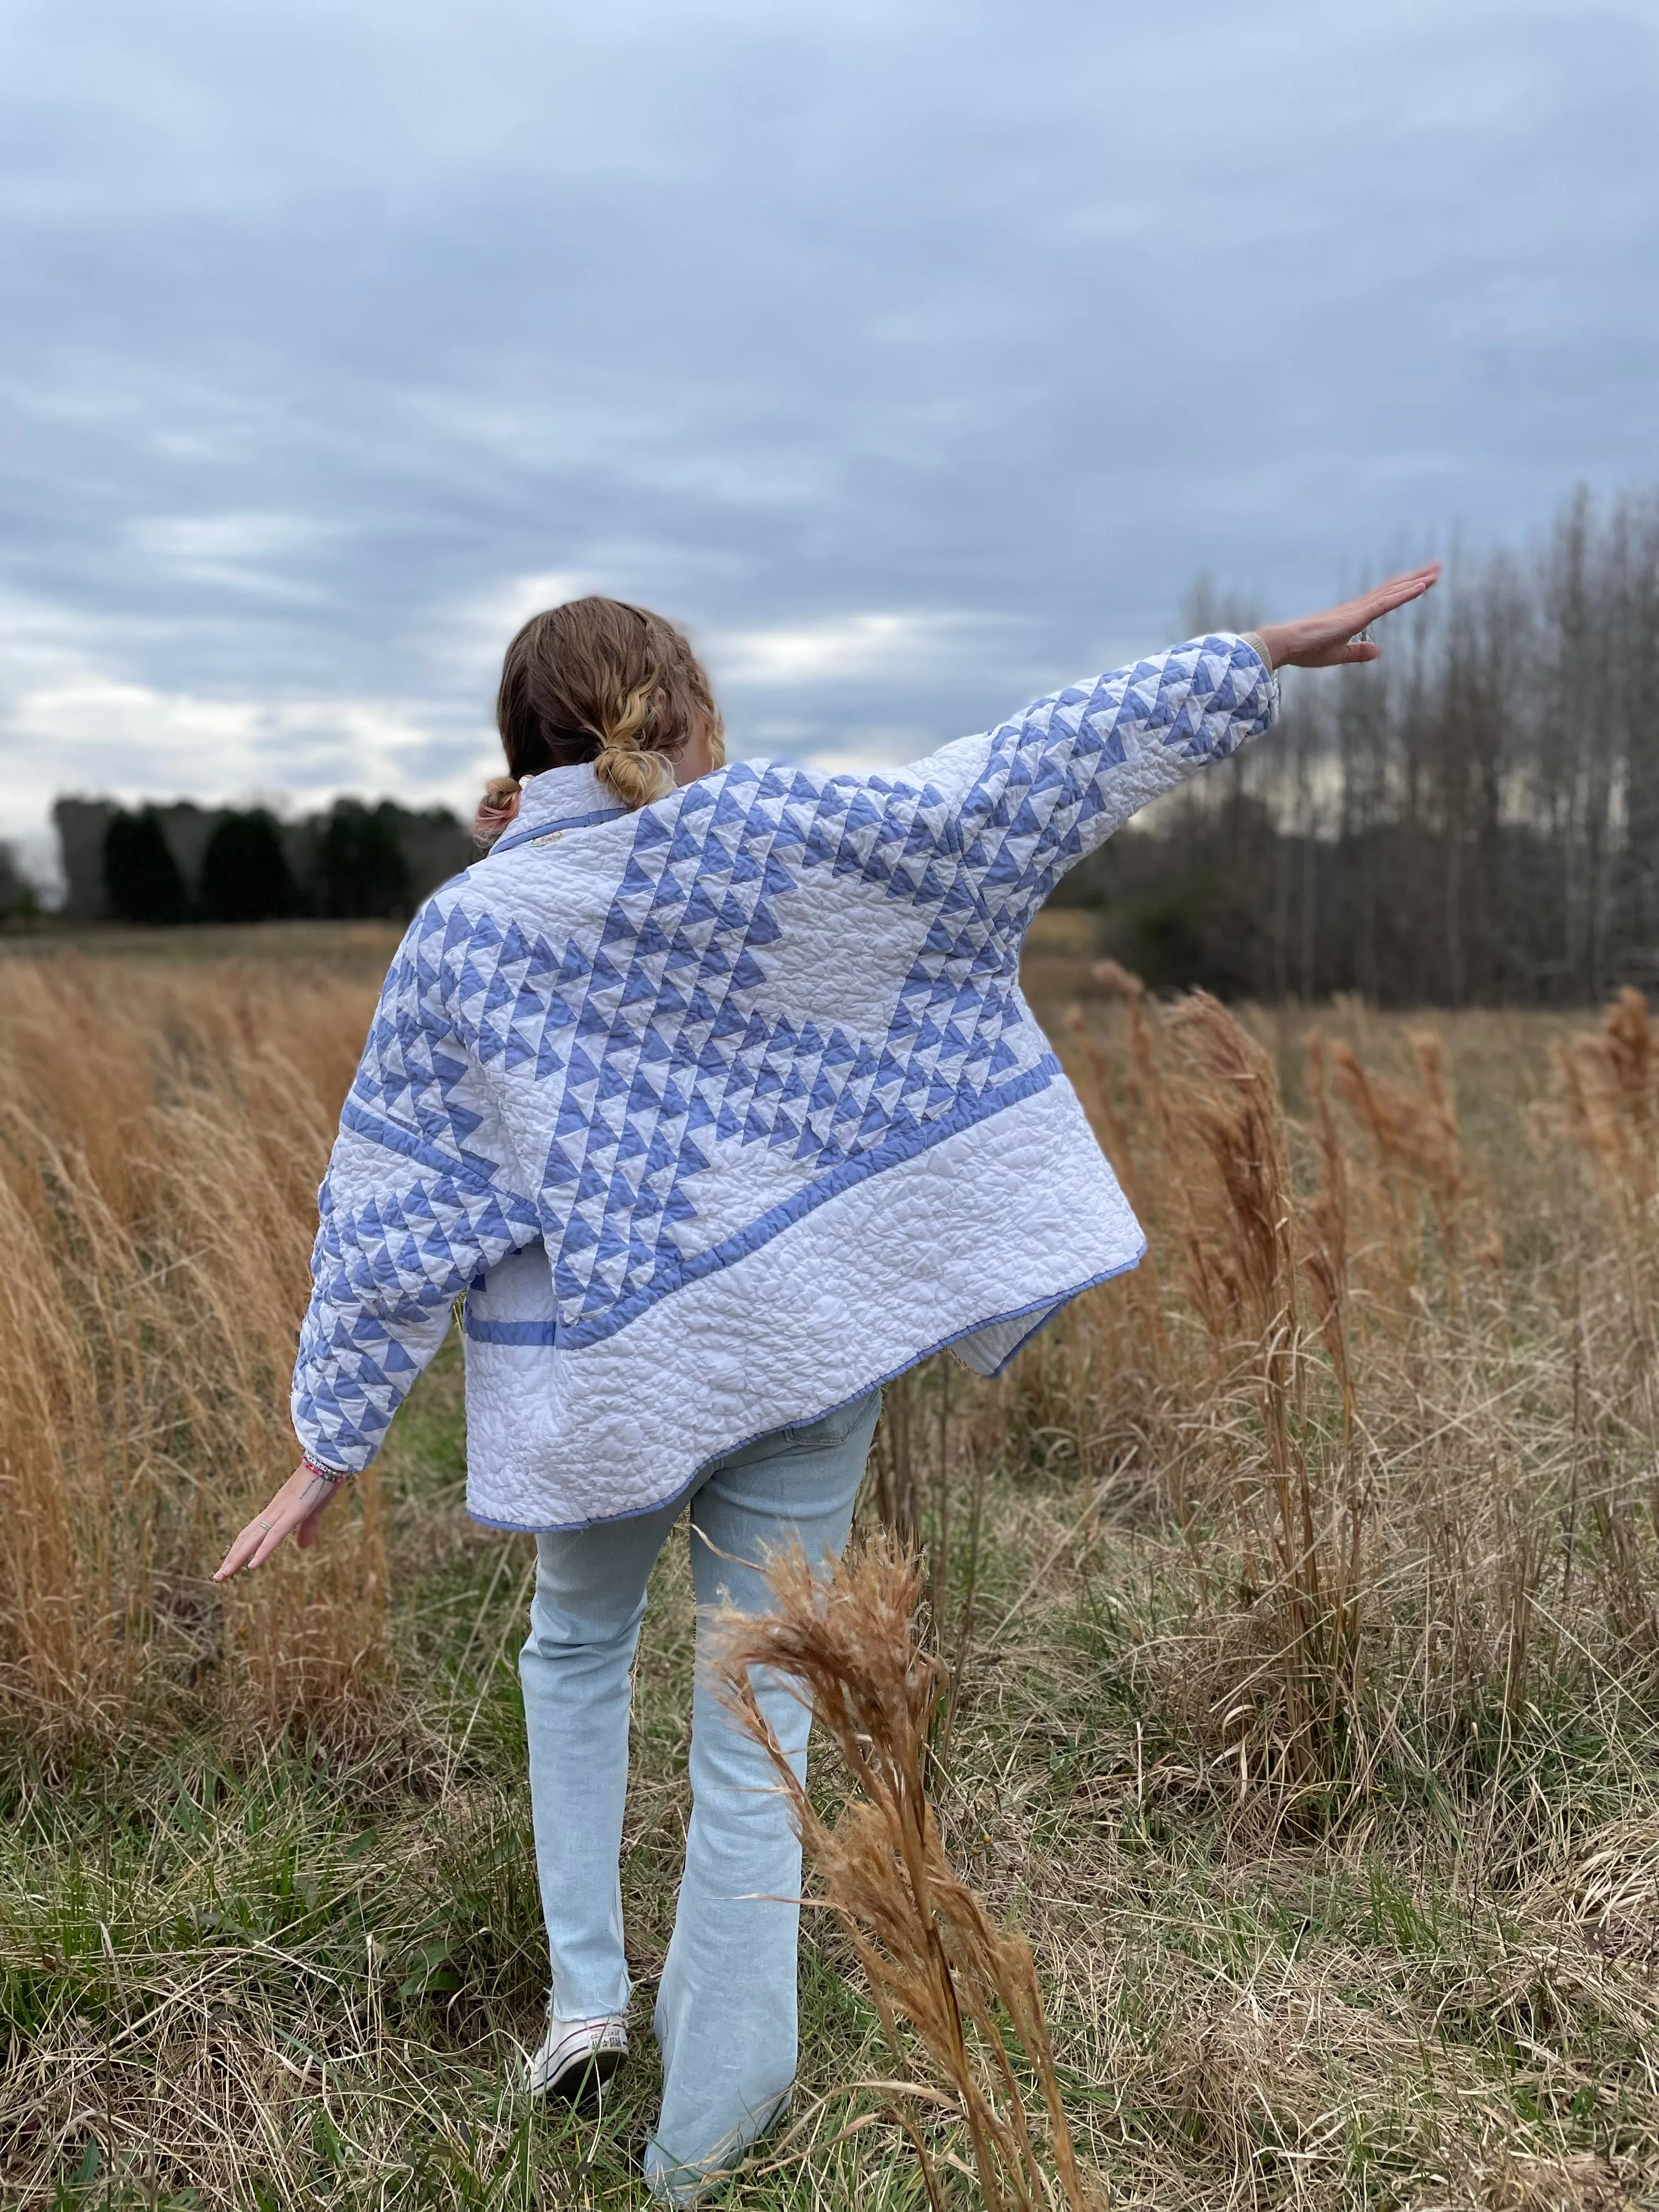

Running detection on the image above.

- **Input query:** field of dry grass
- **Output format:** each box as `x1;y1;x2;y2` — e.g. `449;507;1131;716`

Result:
4;915;1659;2209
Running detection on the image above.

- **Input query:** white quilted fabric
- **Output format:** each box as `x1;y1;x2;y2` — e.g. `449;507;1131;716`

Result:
291;633;1278;1531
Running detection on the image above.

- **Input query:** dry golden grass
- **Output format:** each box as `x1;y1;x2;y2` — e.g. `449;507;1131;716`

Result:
3;923;1659;2209
1002;967;1639;1813
0;951;387;1737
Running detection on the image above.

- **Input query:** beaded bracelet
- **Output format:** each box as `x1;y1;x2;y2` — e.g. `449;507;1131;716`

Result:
301;1451;354;1485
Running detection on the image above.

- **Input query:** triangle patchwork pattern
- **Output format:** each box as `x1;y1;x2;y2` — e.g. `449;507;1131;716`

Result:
296;635;1273;1465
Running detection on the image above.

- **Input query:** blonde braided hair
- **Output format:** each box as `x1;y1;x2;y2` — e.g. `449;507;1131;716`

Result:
593;677;673;809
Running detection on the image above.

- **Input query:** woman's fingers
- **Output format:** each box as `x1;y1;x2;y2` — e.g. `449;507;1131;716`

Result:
213;1463;342;1581
244;1507;304;1573
213;1520;266;1582
1329;566;1440;640
1330;567;1438;641
215;1504;294;1582
1259;563;1441;672
1359;562;1441;625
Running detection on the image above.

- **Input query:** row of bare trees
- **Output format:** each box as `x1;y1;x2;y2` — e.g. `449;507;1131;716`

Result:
1073;486;1659;1005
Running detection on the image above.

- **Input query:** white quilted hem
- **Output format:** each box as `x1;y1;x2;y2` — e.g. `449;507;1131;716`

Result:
461;1074;1142;1533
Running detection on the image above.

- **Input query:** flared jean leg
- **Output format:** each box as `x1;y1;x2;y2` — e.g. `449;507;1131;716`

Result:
520;1491;684;2022
645;1390;881;2202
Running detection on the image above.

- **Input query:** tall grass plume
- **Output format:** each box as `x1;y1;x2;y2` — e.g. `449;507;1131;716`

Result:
719;1534;1093;2211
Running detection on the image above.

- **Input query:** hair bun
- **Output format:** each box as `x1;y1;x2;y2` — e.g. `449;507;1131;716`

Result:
595;740;670;809
592;676;670;807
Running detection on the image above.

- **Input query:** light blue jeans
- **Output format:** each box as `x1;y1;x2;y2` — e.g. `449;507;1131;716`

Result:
519;1390;882;2202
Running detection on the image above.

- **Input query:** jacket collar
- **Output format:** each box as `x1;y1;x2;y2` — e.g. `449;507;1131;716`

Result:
488;764;629;856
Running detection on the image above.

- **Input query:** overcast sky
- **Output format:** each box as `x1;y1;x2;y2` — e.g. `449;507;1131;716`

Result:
2;0;1655;879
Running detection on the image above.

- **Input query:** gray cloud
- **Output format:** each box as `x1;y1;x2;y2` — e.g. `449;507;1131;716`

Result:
2;0;1656;878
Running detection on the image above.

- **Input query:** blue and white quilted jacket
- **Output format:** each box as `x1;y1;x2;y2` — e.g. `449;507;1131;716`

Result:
292;633;1278;1530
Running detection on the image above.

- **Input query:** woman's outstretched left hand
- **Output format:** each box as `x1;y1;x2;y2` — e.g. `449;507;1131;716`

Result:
214;1462;346;1581
1256;562;1441;671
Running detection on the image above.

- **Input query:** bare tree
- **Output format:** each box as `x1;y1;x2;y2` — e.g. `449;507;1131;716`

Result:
1068;486;1659;1005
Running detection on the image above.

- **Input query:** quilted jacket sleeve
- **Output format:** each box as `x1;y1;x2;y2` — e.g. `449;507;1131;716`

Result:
943;632;1278;930
291;910;544;1473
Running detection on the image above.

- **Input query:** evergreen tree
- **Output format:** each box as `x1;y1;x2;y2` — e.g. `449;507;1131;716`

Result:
199;810;297;923
315;799;411;919
104;809;188;925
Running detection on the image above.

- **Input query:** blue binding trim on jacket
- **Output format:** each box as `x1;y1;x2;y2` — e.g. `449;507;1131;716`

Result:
462;1314;556;1346
461;1050;1065;1351
487;804;630;857
340;1094;509;1188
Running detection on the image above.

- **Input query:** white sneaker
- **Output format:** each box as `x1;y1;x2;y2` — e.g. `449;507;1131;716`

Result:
526;2013;629;2102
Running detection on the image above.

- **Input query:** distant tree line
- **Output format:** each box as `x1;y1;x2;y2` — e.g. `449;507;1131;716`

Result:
1063;486;1659;1005
53;795;472;927
101;800;415;924
0;840;35;919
